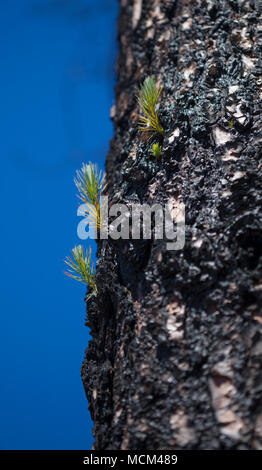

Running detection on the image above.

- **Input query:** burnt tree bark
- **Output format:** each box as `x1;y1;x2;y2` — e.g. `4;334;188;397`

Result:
81;0;262;450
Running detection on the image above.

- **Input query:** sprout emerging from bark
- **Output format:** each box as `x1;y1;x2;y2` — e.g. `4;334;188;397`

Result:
64;245;97;294
137;76;164;138
74;162;105;230
151;142;162;158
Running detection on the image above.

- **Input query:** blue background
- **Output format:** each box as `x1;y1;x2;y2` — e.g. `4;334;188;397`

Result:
0;0;118;450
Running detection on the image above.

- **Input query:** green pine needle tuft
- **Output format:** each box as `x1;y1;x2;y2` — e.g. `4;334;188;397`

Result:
137;76;164;138
74;162;105;230
151;142;162;158
74;162;104;206
64;245;97;294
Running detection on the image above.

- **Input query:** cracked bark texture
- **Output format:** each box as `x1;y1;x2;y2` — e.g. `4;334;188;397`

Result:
81;0;262;450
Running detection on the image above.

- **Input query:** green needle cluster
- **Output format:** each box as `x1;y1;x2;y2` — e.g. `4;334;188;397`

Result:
65;162;105;294
64;245;97;294
74;162;105;229
151;142;162;158
137;76;164;138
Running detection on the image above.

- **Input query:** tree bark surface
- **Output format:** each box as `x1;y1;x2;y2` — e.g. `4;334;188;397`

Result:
81;0;262;450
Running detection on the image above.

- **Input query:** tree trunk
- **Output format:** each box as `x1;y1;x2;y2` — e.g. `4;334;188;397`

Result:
81;0;262;450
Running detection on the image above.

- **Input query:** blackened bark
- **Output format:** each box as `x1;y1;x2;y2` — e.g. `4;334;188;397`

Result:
81;0;262;450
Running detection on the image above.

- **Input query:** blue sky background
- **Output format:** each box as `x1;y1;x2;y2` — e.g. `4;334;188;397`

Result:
0;0;118;450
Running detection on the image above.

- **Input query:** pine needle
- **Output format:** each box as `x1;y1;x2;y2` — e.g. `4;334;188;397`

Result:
64;245;97;294
137;76;164;138
74;162;105;230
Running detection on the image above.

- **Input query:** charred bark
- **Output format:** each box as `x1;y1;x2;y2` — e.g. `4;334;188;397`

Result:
81;0;262;450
